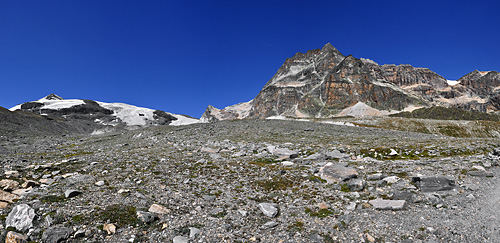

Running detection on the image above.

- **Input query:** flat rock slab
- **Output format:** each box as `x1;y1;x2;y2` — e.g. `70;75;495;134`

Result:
320;163;358;183
412;176;456;193
468;170;494;177
325;150;349;160
369;199;406;210
0;190;19;203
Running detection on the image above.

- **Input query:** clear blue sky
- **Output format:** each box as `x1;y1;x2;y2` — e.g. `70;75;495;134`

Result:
1;0;499;118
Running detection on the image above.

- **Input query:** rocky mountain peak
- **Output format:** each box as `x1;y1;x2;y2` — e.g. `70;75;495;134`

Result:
42;94;64;101
321;42;340;53
202;43;500;121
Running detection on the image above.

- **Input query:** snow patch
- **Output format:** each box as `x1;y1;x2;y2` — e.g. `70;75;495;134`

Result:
97;102;155;126
320;121;356;126
447;80;460;86
169;114;200;126
9;98;85;111
337;102;383;117
272;63;313;83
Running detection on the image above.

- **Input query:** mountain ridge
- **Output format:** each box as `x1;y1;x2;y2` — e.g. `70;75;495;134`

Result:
202;43;500;121
10;94;200;128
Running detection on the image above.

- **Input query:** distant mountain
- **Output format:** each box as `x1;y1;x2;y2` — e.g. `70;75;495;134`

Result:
10;94;199;127
202;43;500;121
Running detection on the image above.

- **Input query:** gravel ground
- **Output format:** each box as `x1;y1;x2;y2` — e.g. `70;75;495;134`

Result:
1;119;499;242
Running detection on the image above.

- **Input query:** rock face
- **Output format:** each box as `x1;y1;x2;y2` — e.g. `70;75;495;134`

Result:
203;43;500;121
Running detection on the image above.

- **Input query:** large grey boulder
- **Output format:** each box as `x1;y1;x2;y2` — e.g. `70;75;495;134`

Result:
411;176;456;193
267;146;298;159
5;204;35;232
325;150;349;160
173;236;189;243
42;227;73;243
320;163;358;183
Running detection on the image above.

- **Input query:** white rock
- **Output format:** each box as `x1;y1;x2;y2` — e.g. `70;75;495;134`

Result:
472;165;486;171
257;203;279;218
189;227;201;238
389;149;398;156
383;176;400;184
6;204;36;231
173;236;189;243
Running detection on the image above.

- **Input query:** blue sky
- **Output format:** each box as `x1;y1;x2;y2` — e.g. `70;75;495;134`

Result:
1;0;499;118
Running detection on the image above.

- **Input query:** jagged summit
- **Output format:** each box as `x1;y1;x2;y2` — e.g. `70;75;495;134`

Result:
42;94;64;101
321;42;341;53
202;43;500;121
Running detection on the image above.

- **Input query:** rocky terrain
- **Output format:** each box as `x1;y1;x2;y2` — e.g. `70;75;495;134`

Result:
202;43;500;121
1;118;500;242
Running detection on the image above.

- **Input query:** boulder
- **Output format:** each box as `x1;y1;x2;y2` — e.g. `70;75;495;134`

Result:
268;146;298;159
0;190;19;203
6;204;35;232
64;189;82;198
0;179;20;191
137;211;158;224
347;179;365;191
369;199;406;210
411;176;456;193
41;227;73;243
257;203;279;218
103;223;116;235
5;231;27;243
320;163;358;183
172;236;189;243
149;203;170;214
325;150;349;160
189;227;201;238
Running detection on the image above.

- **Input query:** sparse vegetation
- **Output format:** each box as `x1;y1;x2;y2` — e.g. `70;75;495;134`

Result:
391;106;500;122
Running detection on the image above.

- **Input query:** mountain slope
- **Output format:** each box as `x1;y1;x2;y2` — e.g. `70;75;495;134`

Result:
0;105;94;136
203;43;500;121
10;94;199;127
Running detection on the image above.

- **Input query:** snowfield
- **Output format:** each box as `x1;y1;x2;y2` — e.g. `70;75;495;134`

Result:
10;95;200;126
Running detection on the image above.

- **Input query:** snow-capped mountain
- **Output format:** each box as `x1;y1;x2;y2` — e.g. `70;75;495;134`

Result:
10;94;199;127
